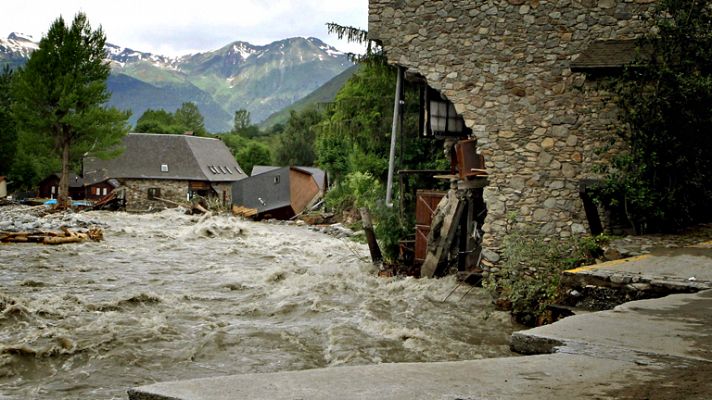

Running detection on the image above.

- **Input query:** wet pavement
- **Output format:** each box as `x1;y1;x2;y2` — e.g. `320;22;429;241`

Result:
130;289;712;400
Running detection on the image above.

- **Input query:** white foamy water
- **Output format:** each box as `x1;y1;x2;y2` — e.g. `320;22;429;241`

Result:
0;209;518;399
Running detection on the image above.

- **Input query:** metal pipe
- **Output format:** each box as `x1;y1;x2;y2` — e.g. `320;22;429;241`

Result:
385;66;403;207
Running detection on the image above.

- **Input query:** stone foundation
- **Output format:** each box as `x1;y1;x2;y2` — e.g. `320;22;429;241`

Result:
369;0;656;249
123;179;189;212
121;179;235;212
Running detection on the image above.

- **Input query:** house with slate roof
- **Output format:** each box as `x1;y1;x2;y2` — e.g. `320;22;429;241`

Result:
232;166;323;220
250;165;328;194
83;133;247;212
38;172;85;200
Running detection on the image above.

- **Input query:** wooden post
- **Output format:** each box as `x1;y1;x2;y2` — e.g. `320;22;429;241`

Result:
360;207;383;265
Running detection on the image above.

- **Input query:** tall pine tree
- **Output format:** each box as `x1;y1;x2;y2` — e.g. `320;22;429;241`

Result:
0;66;17;177
12;13;129;207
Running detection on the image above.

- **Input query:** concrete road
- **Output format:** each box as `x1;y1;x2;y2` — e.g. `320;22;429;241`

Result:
129;290;712;400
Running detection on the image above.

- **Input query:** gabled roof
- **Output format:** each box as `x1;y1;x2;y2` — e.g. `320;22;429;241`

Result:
83;133;247;185
40;172;84;188
251;165;280;176
571;39;646;72
233;166;292;214
251;165;327;191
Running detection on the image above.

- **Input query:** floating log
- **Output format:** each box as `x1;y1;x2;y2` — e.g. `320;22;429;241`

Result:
0;227;103;245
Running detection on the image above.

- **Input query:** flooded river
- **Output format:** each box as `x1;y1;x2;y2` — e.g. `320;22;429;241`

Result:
0;209;518;399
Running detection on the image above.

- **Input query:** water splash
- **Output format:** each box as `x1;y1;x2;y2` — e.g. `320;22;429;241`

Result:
0;209;518;399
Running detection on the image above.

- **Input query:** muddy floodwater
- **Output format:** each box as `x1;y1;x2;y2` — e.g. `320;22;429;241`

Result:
0;209;518;399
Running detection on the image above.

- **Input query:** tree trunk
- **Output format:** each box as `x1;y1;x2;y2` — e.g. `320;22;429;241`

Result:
58;139;70;209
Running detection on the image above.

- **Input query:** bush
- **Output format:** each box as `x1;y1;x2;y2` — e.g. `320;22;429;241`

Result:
372;204;410;263
324;171;383;213
483;229;608;326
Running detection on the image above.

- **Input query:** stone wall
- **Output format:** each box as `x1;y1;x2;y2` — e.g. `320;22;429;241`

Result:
122;179;235;212
369;0;656;250
123;179;189;212
211;182;234;206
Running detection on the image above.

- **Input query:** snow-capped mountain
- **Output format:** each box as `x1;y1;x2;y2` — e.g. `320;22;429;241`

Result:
0;33;352;131
0;32;39;62
105;43;181;70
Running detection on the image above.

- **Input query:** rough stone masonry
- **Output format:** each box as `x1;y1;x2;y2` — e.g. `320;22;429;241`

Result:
368;0;656;250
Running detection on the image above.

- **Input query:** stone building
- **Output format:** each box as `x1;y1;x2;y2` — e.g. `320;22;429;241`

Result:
369;0;656;251
84;133;247;212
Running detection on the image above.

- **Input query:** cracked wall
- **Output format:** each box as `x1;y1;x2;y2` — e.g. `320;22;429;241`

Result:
369;0;655;250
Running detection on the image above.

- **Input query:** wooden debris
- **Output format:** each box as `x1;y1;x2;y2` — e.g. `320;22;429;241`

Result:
232;205;258;218
360;207;383;265
421;190;465;278
188;202;209;215
0;227;104;245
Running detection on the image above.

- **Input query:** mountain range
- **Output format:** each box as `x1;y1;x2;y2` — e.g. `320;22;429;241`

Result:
0;33;353;132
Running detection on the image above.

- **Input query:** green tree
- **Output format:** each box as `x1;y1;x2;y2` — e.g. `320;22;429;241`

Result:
317;62;443;182
135;108;182;134
274;109;322;166
233;109;251;133
12;13;130;206
174;102;206;136
596;0;712;232
237;141;272;175
222;133;272;176
0;66;17;177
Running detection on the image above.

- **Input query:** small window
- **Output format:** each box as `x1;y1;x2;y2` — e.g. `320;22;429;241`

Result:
102;188;108;196
96;187;101;195
274;175;280;184
51;186;56;194
161;164;169;172
147;188;161;200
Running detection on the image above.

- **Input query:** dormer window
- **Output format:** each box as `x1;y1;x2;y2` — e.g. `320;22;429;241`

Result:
161;164;169;172
225;166;232;174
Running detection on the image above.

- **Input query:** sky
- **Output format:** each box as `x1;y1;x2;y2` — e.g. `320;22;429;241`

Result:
1;0;369;56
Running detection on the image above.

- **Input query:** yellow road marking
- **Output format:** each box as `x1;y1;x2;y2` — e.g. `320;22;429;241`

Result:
565;255;652;274
565;239;712;274
689;240;712;248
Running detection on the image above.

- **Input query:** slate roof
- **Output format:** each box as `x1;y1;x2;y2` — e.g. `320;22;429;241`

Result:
42;172;84;188
83;133;247;185
571;39;645;71
251;165;327;191
233;166;292;213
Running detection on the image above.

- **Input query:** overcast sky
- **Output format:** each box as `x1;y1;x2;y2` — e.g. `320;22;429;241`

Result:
2;0;368;56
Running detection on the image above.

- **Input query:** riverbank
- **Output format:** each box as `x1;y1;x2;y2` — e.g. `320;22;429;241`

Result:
129;241;712;400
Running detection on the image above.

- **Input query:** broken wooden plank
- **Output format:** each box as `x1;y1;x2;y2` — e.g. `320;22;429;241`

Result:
420;190;466;278
232;205;258;218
